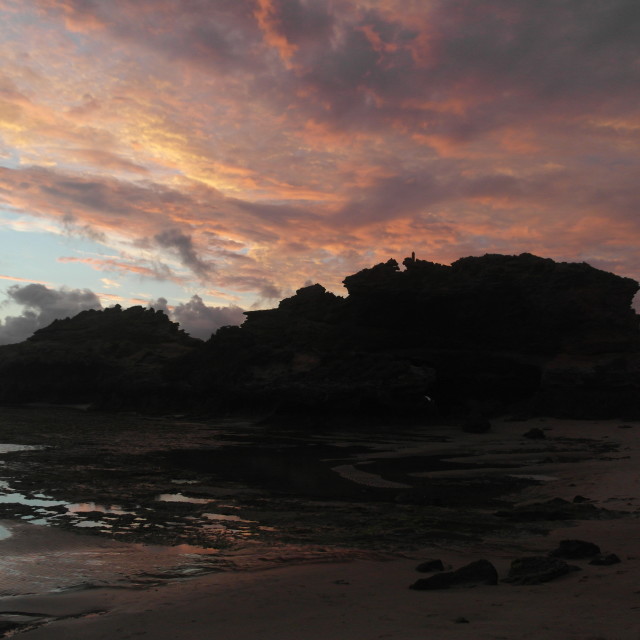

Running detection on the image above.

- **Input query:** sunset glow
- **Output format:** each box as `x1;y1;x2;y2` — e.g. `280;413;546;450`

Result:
1;0;639;340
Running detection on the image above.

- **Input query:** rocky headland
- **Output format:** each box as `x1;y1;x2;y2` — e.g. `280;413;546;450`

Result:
1;252;639;419
0;305;199;410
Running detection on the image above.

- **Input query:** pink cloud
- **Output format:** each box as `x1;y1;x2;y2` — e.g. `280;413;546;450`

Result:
1;0;639;304
57;256;179;283
0;274;52;285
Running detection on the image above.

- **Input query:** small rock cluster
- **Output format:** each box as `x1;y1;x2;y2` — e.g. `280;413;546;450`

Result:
409;539;620;590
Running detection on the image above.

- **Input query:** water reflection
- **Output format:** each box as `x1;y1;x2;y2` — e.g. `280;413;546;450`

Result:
156;493;212;504
202;512;253;523
0;444;43;454
0;491;67;508
67;502;135;515
74;520;109;529
0;521;233;596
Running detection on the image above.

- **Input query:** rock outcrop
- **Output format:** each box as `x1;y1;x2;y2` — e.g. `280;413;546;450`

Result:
410;559;498;590
503;556;580;585
1;252;639;419
0;305;200;409
550;539;601;559
180;252;640;419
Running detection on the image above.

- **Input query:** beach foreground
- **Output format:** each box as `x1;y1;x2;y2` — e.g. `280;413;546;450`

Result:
1;417;639;639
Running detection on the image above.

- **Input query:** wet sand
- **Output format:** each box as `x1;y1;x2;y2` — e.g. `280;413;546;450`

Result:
0;415;639;639
8;521;640;640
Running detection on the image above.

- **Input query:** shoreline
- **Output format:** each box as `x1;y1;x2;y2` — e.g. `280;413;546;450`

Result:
4;518;639;640
0;416;638;638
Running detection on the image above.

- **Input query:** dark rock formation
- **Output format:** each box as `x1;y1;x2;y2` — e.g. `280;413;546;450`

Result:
550;539;601;559
495;498;623;521
523;427;545;439
210;254;640;418
504;556;580;585
416;559;445;572
409;559;498;590
462;418;492;434
589;553;621;566
342;253;640;418
0;305;199;409
181;253;640;419
0;621;23;635
2;252;639;418
345;253;638;355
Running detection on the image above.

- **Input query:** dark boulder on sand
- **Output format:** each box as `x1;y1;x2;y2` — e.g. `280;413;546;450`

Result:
504;556;580;585
415;559;445;573
462;418;492;433
0;621;23;635
550;539;601;559
410;559;498;590
589;553;621;566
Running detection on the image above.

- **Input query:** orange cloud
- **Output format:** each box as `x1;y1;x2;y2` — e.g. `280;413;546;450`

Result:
1;0;639;307
254;0;298;68
58;256;182;283
0;274;53;285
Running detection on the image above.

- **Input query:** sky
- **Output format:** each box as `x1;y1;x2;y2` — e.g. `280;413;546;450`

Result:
1;0;639;342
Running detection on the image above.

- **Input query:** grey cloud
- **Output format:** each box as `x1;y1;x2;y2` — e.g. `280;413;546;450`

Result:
223;274;282;300
331;165;588;230
42;181;133;217
62;214;107;242
155;228;214;279
232;198;320;226
336;173;447;228
463;174;524;200
258;283;282;300
0;284;102;345
34;0;640;145
153;295;245;340
148;296;170;314
283;0;640;142
40;0;263;74
273;0;335;46
0;311;40;346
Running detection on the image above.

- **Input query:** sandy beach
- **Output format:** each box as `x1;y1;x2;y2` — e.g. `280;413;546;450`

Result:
1;416;639;639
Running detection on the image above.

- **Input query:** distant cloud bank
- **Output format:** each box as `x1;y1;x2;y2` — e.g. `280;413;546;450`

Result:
0;285;245;345
0;284;102;345
149;295;246;340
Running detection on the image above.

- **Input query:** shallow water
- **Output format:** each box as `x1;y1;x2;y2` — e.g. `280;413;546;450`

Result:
0;426;390;595
157;493;213;504
0;520;231;595
0;444;43;454
0;408;571;597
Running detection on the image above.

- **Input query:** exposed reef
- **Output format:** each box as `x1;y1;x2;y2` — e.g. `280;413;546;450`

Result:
1;253;639;420
0;305;199;410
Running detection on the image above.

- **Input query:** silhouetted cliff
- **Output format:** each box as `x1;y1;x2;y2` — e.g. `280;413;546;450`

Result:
176;253;640;419
1;253;639;420
0;305;200;409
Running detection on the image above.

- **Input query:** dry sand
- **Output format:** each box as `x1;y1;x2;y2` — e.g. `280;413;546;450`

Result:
3;418;639;640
